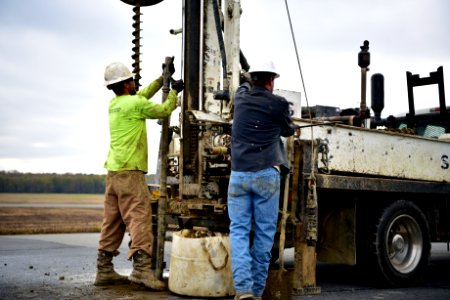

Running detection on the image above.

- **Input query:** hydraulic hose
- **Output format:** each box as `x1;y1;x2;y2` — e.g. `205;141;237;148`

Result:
212;0;228;86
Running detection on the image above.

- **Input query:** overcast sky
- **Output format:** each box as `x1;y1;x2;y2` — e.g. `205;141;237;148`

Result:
0;0;449;175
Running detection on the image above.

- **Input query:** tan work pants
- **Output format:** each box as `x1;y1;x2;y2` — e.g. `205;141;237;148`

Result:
98;170;153;259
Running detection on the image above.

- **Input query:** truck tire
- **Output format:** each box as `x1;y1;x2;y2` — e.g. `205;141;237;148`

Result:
366;200;431;286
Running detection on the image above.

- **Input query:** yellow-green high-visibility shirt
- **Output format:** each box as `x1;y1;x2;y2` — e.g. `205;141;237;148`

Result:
104;76;178;173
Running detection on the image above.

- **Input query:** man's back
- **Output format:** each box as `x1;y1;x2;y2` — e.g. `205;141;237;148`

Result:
106;94;149;172
231;85;294;173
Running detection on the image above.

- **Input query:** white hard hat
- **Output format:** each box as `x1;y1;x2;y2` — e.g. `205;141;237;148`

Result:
104;62;135;86
249;61;280;78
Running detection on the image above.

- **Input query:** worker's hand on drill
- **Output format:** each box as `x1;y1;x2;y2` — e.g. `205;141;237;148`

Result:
288;101;295;116
162;57;176;76
239;71;252;86
171;79;184;94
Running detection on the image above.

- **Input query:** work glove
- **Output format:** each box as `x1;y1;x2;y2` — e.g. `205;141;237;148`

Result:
162;57;176;76
171;79;184;94
288;101;295;116
239;71;252;85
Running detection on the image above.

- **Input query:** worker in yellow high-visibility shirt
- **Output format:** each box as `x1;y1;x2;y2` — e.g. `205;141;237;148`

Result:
94;61;183;290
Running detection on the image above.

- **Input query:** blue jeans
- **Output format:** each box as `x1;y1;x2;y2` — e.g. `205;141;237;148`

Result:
227;167;280;297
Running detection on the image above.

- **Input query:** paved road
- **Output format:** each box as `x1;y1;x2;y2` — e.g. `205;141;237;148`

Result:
0;233;449;299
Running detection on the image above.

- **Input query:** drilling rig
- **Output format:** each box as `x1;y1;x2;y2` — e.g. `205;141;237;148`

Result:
118;0;450;297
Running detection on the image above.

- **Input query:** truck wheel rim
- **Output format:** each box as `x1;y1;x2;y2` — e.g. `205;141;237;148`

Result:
385;214;423;274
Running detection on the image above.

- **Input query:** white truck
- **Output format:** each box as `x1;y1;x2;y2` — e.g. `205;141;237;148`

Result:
120;0;450;295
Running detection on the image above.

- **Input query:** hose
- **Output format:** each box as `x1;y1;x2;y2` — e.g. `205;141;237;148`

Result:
212;0;228;86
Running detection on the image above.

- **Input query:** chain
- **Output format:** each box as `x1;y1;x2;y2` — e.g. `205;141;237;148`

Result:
306;174;318;245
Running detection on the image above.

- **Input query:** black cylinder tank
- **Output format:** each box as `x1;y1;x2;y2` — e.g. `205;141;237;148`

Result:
371;73;384;120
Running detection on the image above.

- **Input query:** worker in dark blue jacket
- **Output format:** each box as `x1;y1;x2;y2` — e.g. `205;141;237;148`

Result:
228;61;295;300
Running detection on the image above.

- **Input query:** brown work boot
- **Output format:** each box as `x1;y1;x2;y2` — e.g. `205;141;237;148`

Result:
128;250;167;291
94;250;129;286
234;292;254;299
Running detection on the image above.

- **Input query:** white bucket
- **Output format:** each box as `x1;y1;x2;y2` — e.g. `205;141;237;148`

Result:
168;230;235;297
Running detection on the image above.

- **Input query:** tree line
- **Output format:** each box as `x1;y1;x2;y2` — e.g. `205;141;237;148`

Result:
0;171;158;194
0;171;106;193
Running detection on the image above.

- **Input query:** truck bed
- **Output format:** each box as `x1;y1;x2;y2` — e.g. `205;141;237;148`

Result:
295;120;450;183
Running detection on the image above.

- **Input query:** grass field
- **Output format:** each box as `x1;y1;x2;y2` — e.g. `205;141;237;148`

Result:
0;193;104;204
0;193;105;235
